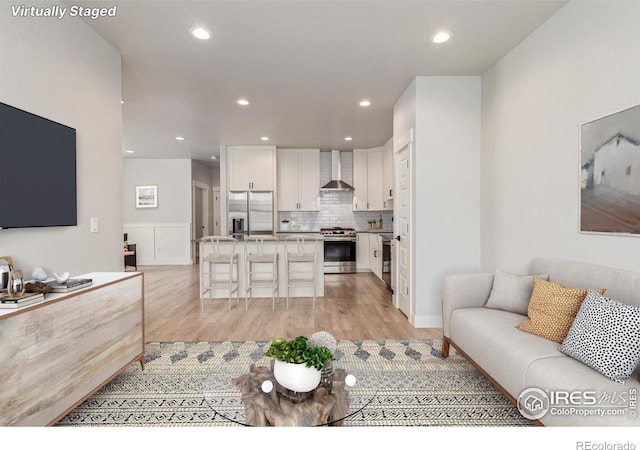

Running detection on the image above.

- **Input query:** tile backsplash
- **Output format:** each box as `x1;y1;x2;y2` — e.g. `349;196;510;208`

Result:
278;151;393;232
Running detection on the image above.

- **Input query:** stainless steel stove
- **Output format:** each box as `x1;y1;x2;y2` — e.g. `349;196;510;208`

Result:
321;227;356;273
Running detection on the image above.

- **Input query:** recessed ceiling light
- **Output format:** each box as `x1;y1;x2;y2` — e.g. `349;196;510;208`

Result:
121;100;125;105
175;136;185;141
190;27;211;40
359;100;371;107
261;136;269;141
211;156;217;160
237;98;250;106
125;150;134;154
345;136;353;141
432;31;451;44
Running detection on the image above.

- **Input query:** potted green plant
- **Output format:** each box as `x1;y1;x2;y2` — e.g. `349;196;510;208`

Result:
265;336;335;392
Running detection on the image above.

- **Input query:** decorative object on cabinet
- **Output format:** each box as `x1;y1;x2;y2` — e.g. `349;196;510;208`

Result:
0;256;14;291
25;280;52;294
7;269;25;298
54;272;70;284
31;266;48;281
135;185;158;208
580;104;640;235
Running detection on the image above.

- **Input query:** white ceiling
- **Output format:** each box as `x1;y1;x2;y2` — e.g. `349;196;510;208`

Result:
80;0;568;167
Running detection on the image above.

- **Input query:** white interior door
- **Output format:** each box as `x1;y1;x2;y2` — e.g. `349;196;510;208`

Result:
394;133;413;319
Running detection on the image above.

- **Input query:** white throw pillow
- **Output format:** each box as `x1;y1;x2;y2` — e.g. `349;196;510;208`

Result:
485;270;548;316
559;290;640;383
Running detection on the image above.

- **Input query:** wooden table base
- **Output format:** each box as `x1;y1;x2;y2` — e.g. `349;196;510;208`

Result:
232;363;349;426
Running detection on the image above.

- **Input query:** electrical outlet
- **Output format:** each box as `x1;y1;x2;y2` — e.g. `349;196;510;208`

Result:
90;217;99;233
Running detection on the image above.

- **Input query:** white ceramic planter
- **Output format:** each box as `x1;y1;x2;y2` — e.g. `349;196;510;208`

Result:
273;360;321;392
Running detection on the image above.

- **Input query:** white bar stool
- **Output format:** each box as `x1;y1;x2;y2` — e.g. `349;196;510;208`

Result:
199;236;240;311
244;235;280;310
283;235;320;308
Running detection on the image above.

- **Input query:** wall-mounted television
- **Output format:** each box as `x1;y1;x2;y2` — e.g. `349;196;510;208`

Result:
0;102;77;229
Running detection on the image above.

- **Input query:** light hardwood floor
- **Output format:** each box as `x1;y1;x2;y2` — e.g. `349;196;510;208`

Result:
141;264;442;342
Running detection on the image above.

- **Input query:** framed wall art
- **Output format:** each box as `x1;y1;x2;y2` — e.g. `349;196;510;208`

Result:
135;185;158;208
580;104;640;235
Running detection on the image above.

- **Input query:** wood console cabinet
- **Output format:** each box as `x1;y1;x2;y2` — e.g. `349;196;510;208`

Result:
0;272;144;426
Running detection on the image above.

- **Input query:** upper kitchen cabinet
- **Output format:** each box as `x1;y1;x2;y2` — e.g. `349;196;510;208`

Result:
277;149;320;211
353;148;384;211
382;137;393;210
227;145;276;191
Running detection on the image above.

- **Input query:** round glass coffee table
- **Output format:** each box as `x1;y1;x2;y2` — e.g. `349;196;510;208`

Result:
203;356;378;426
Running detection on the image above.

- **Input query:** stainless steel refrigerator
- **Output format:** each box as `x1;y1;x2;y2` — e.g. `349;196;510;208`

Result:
228;191;274;239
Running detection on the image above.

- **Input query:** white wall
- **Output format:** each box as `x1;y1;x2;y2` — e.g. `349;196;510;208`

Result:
123;159;192;264
394;77;482;327
481;0;640;274
123;159;191;223
415;77;482;326
0;7;122;277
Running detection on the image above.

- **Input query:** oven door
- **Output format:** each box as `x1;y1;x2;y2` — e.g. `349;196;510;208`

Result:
323;238;356;273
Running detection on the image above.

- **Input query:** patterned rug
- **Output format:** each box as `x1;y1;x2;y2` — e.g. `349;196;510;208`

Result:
56;339;532;427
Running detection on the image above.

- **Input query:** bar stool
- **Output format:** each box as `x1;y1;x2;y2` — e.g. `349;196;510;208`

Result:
199;236;240;312
244;235;279;310
283;235;320;308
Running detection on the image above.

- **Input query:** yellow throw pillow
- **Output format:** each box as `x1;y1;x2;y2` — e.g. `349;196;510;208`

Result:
516;277;605;343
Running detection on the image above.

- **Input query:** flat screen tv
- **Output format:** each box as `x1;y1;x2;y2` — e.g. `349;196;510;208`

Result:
0;102;77;229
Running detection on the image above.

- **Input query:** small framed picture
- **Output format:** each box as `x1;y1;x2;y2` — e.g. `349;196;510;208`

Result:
135;185;158;208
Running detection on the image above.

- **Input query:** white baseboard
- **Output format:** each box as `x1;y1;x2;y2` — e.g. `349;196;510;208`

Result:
412;313;443;329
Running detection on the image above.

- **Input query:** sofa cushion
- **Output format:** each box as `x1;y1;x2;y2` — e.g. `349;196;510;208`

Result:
449;307;565;399
516;277;605;343
525;355;640;426
559;290;640;383
485;270;548;315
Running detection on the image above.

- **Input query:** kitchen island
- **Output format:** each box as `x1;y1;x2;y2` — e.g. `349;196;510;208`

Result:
199;235;324;303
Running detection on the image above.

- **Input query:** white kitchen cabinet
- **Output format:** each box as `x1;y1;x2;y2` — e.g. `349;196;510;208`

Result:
228;146;276;191
277;149;320;211
369;234;383;279
356;233;370;271
352;147;385;211
352;149;368;211
382;137;393;210
367;148;384;211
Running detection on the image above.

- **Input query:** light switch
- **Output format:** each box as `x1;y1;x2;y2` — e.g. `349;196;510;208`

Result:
90;217;99;233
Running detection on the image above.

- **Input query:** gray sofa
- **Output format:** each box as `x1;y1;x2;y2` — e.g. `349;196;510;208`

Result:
442;257;640;426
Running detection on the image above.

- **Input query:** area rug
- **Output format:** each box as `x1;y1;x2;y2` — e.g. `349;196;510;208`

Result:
56;339;532;427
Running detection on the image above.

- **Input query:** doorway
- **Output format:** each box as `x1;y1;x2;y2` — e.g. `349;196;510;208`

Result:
193;182;211;262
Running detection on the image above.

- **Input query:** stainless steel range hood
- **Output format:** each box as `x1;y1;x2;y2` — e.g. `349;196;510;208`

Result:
321;150;354;191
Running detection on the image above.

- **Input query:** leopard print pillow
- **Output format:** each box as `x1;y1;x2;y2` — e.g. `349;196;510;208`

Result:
559;290;640;383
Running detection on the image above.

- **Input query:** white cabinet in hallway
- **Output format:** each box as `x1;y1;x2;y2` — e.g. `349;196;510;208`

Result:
227;145;276;191
277;149;320;211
